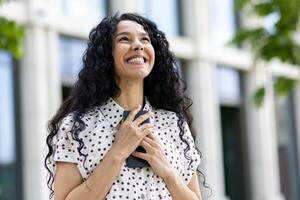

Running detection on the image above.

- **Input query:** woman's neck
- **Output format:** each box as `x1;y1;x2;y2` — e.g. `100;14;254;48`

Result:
114;80;144;111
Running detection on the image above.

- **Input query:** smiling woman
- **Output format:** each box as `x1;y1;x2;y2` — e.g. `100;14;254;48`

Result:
45;13;202;200
112;20;155;81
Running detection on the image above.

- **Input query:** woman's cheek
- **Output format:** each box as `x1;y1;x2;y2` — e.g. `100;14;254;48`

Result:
138;69;151;78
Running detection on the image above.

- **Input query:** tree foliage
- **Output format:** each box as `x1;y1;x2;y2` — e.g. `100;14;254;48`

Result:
231;0;300;106
0;0;25;59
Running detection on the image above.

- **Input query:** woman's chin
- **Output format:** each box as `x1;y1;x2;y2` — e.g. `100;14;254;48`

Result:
128;70;151;80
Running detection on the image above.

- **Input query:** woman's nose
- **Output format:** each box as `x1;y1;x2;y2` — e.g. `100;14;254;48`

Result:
131;39;144;51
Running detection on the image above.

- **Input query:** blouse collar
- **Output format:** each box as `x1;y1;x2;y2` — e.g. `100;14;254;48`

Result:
99;97;152;128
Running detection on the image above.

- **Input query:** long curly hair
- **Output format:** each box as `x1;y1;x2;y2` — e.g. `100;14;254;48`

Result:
45;13;208;198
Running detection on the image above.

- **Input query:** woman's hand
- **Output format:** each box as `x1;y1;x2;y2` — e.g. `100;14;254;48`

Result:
110;105;154;161
131;132;173;180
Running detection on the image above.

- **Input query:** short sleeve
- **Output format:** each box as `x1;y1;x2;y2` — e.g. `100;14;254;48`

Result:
181;121;201;184
53;114;78;164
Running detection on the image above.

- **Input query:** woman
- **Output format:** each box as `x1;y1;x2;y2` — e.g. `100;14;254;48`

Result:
45;13;202;200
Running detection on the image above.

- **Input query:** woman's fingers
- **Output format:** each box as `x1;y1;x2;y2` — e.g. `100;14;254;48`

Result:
143;135;159;148
138;135;162;155
124;105;141;123
139;123;154;135
147;131;159;141
144;133;162;149
132;112;153;127
133;136;165;167
140;139;153;151
133;140;154;159
116;107;155;156
131;151;148;160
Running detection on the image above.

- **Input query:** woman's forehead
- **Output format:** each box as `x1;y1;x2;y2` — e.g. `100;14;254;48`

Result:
115;20;148;35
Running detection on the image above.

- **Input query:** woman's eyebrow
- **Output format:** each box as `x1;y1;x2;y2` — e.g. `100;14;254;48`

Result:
114;32;129;38
139;32;150;37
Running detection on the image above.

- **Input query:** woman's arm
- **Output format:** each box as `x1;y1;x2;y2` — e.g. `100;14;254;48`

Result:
54;149;125;200
164;171;202;200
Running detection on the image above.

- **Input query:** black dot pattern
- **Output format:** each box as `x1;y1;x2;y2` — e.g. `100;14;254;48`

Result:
51;98;201;199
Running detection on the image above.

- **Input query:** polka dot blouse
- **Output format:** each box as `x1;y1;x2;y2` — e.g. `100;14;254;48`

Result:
51;98;201;200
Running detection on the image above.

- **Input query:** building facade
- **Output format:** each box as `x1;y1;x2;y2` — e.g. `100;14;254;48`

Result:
0;0;299;200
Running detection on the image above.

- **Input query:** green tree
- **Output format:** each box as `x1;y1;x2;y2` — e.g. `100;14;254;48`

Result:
231;0;300;106
0;0;25;59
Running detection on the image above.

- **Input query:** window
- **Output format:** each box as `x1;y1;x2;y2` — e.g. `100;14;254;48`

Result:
209;0;237;45
143;0;182;37
58;36;87;99
275;92;300;200
217;65;241;106
217;65;249;200
58;36;87;85
0;51;20;200
58;0;107;21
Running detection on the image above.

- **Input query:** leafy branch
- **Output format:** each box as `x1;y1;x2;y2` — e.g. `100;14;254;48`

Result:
231;0;300;106
0;0;25;59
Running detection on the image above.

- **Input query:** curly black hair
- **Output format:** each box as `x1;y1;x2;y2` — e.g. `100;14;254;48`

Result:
45;12;209;199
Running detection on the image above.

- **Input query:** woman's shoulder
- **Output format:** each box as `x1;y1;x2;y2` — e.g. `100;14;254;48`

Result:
153;108;177;119
58;112;75;129
58;105;103;126
152;108;180;129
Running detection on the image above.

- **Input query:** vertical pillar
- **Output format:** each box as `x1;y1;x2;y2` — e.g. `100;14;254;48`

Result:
244;66;284;200
187;61;228;200
20;1;61;199
46;30;61;117
20;25;49;200
183;0;228;199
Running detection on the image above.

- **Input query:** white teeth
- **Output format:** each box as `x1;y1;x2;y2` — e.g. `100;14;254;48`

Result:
127;57;144;63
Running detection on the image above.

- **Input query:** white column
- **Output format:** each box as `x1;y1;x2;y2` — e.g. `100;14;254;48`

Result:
183;0;228;199
244;66;284;200
46;30;62;117
187;61;228;200
20;26;49;200
20;1;56;199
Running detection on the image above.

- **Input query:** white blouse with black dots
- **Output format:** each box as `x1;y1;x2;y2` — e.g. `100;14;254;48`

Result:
51;98;201;200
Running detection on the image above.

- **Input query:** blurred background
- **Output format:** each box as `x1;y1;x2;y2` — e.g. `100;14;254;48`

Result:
0;0;299;200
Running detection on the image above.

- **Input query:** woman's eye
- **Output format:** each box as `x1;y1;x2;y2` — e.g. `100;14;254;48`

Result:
119;37;129;41
141;37;150;42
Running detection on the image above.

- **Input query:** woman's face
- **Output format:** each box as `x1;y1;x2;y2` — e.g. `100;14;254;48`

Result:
112;20;155;81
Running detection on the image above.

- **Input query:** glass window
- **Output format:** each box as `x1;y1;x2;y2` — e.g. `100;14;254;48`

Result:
217;66;248;200
217;65;241;105
209;0;237;45
58;0;107;21
220;106;248;200
58;36;87;86
0;52;15;165
0;51;18;200
275;92;300;200
144;0;182;37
